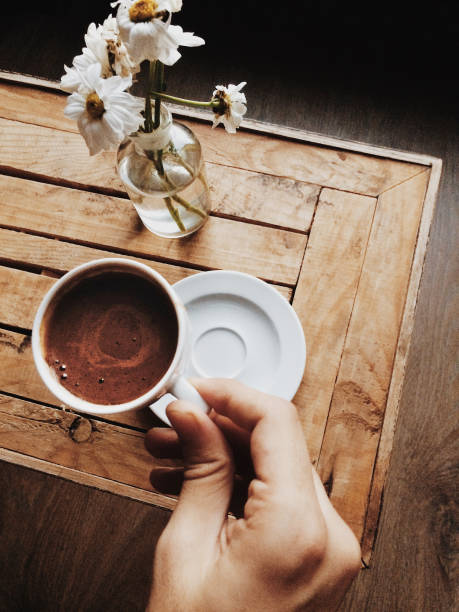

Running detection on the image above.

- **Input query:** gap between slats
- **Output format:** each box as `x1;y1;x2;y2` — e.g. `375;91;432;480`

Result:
0;165;314;236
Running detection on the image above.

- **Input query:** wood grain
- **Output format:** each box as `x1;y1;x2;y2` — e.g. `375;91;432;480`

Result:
342;158;457;608
359;162;442;562
317;171;430;541
292;188;377;461
0;11;454;608
0;118;317;232
0;458;170;611
0;235;292;318
0;445;177;510
206;163;319;231
0;174;306;284
0;82;425;196
0;267;54;328
0;394;180;504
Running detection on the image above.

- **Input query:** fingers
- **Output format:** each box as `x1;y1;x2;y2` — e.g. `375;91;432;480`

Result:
150;466;183;494
212;412;253;476
146;411;253;476
145;427;182;459
150;466;249;518
192;378;315;494
160;400;234;550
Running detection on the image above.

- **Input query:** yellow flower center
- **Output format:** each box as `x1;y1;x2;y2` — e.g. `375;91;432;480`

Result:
129;0;158;22
86;93;105;119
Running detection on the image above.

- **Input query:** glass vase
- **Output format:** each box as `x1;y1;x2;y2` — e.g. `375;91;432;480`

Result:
116;104;211;238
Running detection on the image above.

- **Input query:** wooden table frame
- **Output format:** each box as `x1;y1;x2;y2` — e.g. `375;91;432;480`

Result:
0;72;442;567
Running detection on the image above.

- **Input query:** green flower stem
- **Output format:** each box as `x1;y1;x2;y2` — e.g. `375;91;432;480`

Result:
153;153;187;231
153;61;164;130
165;197;186;231
150;91;216;109
144;62;154;133
155;149;165;176
145;66;208;230
172;193;207;219
198;169;210;192
175;154;194;178
151;151;206;221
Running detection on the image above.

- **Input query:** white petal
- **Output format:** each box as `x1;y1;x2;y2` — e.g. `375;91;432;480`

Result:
73;50;97;72
102;14;119;37
157;44;181;66
161;0;182;12
222;115;237;134
231;101;247;115
77;115;104;155
102;111;125;139
116;4;134;44
228;81;247;94
60;66;82;93
126;22;160;63
107;104;142;135
80;62;103;91
98;74;132;99
111;0;129;9
63;92;86;119
168;25;205;47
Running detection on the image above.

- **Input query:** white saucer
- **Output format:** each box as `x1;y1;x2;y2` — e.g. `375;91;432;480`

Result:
170;270;306;400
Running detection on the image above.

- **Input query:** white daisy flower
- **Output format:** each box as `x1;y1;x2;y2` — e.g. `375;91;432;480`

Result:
64;63;144;156
61;65;84;93
113;0;204;65
90;15;139;78
60;16;138;93
212;82;247;134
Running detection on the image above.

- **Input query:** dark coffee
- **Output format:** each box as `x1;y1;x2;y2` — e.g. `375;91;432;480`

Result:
43;271;178;404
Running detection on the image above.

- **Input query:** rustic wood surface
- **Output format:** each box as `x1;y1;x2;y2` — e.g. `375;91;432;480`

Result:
0;73;443;593
0;3;457;608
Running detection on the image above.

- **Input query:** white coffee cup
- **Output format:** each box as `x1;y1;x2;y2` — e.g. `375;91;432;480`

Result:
32;258;209;417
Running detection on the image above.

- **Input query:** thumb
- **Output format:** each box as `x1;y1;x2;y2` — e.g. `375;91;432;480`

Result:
164;400;234;552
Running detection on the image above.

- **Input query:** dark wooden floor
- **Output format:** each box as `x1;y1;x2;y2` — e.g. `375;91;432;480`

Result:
1;2;457;610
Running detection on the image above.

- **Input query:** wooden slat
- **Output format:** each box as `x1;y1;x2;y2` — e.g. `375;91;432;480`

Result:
0;114;318;232
0;76;440;168
0;445;176;511
0;264;292;333
206;164;319;231
0;82;425;196
0;267;54;328
0;116;123;190
0;394;178;500
188;122;425;196
0;229;292;301
292;189;377;462
0;174;306;285
0;328;158;430
316;170;429;541
0;81;74;132
0;328;56;405
359;162;441;564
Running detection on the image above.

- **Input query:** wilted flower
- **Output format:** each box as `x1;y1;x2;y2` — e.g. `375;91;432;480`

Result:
64;63;144;155
62;0;246;158
61;15;138;93
211;82;247;133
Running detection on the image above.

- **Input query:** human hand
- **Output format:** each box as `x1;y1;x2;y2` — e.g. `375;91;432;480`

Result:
144;379;361;612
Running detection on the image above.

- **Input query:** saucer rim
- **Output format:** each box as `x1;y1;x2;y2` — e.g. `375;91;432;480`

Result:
172;270;307;400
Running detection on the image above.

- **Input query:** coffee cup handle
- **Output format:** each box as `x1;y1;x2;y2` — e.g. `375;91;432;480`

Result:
149;376;210;426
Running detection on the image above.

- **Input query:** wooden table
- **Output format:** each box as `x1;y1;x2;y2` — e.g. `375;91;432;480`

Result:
0;75;442;604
